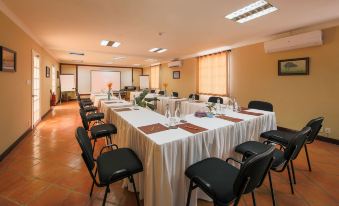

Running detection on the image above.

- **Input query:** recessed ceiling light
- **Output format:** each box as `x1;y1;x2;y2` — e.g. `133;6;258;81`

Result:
149;48;167;53
145;58;157;62
101;40;121;47
69;52;84;56
225;0;277;23
112;56;126;60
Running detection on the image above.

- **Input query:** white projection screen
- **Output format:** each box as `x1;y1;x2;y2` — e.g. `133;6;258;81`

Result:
140;75;150;89
60;74;75;92
91;71;121;92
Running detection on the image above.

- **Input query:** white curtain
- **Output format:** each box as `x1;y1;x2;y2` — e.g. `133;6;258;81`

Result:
150;65;160;89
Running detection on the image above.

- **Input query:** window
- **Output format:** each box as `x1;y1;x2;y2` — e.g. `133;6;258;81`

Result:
198;52;228;95
150;65;160;89
51;65;57;94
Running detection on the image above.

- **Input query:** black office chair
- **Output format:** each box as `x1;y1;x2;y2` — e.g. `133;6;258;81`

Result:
158;91;165;95
235;127;311;206
185;145;275;206
80;108;105;127
261;117;324;172
79;100;98;113
75;127;143;206
80;109;117;154
208;96;223;104
172;92;179;97
188;94;199;100
248;101;273;112
150;89;156;93
76;92;93;104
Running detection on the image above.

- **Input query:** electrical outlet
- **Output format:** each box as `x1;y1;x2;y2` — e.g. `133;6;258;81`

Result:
324;128;331;134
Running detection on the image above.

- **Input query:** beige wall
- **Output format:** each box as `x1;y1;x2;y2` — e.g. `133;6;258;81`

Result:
143;58;197;98
230;26;339;139
0;11;59;154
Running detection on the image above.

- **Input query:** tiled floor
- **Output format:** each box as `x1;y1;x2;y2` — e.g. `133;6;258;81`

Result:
0;102;338;206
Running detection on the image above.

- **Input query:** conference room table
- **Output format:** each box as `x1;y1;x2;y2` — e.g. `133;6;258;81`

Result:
90;93;118;107
99;99;133;122
108;106;277;206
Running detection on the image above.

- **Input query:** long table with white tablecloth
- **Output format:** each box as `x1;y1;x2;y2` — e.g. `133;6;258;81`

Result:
108;106;277;206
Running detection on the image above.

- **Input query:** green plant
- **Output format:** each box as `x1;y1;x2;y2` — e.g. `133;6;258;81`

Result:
135;90;159;111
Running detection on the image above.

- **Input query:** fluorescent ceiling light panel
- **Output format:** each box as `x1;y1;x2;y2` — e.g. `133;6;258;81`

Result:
100;40;121;47
69;52;84;56
149;48;167;53
225;0;277;23
112;56;126;60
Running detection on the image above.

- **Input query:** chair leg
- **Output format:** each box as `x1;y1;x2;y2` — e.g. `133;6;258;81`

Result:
268;171;276;206
130;176;140;206
304;144;312;172
90;168;98;197
287;165;294;194
186;180;194;206
92;139;97;155
102;185;109;206
251;191;256;206
290;161;296;184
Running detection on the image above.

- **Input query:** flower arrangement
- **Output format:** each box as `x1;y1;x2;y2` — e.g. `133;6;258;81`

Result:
107;83;113;100
206;102;216;113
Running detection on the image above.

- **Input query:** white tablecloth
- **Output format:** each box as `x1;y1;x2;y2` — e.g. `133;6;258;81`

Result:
99;100;133;122
90;93;118;107
109;107;277;206
156;97;187;115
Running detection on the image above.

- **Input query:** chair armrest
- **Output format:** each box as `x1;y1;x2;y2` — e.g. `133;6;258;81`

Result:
226;157;244;166
100;144;119;155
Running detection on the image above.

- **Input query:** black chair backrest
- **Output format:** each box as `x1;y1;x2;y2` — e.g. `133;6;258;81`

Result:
75;127;95;171
79;109;89;130
189;94;199;100
284;126;311;161
150;90;156;93
305;117;324;143
158;91;165;95
234;145;275;195
208;96;223;104
173;92;179;97
248;101;273;112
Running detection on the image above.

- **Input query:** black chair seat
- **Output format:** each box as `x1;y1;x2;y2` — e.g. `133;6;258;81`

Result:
97;148;143;184
185;157;239;204
81;100;93;106
235;141;286;169
261;130;295;146
87;112;104;122
84;106;98;112
90;124;117;139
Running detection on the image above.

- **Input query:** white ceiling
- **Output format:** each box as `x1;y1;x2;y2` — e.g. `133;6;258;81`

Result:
2;0;339;67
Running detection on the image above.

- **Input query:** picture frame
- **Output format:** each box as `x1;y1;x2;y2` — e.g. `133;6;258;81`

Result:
46;66;50;78
278;57;309;76
173;71;180;79
0;46;16;72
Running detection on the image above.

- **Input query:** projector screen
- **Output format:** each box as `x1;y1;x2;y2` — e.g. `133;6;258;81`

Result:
91;71;121;92
140;75;150;89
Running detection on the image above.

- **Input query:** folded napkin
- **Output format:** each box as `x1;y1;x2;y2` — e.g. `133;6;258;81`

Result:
138;123;169;134
178;123;207;134
216;115;243;123
239;110;263;116
114;108;132;112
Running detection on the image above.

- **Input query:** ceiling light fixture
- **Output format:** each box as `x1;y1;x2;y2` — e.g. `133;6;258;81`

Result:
69;52;84;56
112;56;126;60
225;0;277;23
144;58;157;62
101;40;121;47
149;48;167;53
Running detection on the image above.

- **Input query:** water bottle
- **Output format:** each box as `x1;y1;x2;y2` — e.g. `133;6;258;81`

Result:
216;98;221;114
118;91;122;100
192;94;195;101
174;102;181;124
164;104;171;126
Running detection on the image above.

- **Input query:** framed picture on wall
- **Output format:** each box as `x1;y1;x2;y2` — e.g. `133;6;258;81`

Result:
278;57;309;76
0;46;16;72
173;71;180;79
46;66;50;78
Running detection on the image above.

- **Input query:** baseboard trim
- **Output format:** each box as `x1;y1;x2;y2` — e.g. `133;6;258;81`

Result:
277;126;339;145
0;108;52;161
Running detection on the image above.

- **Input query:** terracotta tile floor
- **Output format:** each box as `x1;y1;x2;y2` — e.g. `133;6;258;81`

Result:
0;102;338;206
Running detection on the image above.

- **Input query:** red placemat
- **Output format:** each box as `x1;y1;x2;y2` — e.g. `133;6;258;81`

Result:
239;110;264;116
114;108;132;112
178;123;207;134
138;123;169;134
216;115;243;123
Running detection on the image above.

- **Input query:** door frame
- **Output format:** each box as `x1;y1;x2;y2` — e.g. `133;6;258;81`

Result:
32;49;41;128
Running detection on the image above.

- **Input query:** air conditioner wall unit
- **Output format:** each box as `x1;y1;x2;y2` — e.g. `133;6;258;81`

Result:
264;30;323;53
168;60;182;68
